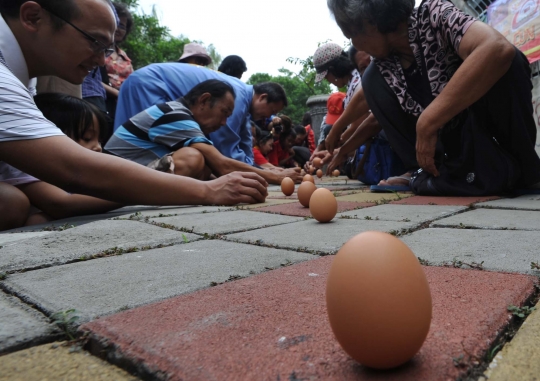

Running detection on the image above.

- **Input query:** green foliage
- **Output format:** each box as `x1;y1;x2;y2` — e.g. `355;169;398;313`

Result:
507;305;536;318
247;68;331;124
51;309;80;340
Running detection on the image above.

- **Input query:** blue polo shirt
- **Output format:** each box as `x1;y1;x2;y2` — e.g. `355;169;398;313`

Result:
115;63;254;165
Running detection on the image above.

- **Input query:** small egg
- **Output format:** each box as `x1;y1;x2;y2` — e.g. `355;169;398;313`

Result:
309;166;315;174
309;188;337;222
332;169;340;177
326;232;432;369
303;174;315;184
281;177;295;196
313;157;322;168
297;181;317;207
316;169;323;178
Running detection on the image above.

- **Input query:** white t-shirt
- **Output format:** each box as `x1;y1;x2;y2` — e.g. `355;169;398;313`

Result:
0;16;64;184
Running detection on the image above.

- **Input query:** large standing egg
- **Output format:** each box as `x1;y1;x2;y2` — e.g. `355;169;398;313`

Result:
297;181;317;207
326;231;432;369
313;157;322;168
281;177;295;196
309;188;337;222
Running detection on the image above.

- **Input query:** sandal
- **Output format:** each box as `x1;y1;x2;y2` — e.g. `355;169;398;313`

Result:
370;174;412;193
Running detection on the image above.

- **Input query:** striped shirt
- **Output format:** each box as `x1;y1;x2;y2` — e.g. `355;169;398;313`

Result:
105;99;212;165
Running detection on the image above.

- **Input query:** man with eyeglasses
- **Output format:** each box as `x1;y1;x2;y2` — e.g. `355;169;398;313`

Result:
0;0;267;230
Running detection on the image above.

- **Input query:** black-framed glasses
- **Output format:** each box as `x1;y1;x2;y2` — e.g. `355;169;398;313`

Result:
42;7;115;58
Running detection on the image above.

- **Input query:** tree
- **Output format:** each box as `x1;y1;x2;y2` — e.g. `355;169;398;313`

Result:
247;69;331;125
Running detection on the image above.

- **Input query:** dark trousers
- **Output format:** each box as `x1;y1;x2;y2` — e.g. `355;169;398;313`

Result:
362;48;540;187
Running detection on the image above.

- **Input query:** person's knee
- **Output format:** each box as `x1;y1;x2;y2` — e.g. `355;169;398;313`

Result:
0;183;31;231
172;147;205;177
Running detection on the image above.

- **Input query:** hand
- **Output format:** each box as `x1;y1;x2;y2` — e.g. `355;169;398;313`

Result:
206;172;268;205
415;121;440;177
279;167;303;184
326;151;346;175
325;130;339;155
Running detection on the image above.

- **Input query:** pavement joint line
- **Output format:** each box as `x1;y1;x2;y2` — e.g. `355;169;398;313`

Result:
111;207;236;221
224;235;338;256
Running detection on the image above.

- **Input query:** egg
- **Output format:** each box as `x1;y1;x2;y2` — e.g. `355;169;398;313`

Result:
281;177;295;196
326;231;432;369
309;188;337;222
313;157;322;168
303;174;315;184
310;166;315;174
316;169;323;178
297;181;317;207
332;169;340;177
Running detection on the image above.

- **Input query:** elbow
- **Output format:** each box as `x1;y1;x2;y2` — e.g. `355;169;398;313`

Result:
492;37;516;69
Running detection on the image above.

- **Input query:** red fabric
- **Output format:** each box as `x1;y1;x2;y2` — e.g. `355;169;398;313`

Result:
253;147;269;165
305;125;316;154
105;47;134;90
267;141;290;166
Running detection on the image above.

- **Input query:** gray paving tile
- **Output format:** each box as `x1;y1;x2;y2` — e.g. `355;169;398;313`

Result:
0;292;54;354
113;206;234;220
338;204;467;223
432;209;540;231
2;240;314;323
226;219;418;254
0;232;53;247
148;210;302;235
476;195;540;210
401;228;540;274
0;220;198;273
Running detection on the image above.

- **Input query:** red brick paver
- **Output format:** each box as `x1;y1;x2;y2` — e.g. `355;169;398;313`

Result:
82;258;536;381
391;195;500;206
253;201;376;217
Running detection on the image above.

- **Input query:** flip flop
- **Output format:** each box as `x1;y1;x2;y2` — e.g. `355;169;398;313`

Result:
370;175;411;193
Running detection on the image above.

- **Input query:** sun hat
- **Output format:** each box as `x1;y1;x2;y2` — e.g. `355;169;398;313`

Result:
178;43;212;65
326;92;346;125
313;42;344;83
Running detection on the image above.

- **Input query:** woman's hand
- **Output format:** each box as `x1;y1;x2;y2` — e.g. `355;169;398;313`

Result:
325;150;346;175
415;117;440;177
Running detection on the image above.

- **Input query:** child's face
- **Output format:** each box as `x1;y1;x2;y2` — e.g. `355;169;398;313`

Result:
294;133;306;145
77;115;102;152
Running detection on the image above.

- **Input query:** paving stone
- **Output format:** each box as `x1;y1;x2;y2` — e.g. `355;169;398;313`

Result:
149;210;301;235
114;206;234;220
484;300;540;381
266;189;363;200
336;191;413;203
254;201;375;217
226;219;417;254
432;209;540;231
476;195;540;210
0;220;198;273
390;195;500;206
81;257;537;381
0;342;138;381
0;231;52;247
338;204;467;223
236;199;298;210
0;292;54;354
401;228;540;274
3;240;314;323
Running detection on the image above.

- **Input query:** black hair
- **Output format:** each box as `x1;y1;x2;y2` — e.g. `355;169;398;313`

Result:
33;93;108;143
0;0;84;29
301;112;312;127
348;45;359;71
327;0;415;36
278;115;296;146
253;82;288;107
113;2;133;41
294;126;307;136
218;55;247;79
326;52;356;79
254;126;274;146
183;79;236;108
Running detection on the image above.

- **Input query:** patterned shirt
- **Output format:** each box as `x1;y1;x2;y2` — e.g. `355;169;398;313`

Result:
104;99;213;165
105;47;133;90
344;69;362;110
374;0;476;116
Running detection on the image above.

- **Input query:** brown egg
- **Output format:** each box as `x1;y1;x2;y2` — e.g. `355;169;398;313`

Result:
326;231;432;369
332;169;340;177
303;174;315;184
310;166;315;174
313;157;322;168
297;181;317;207
281;177;295;196
309;188;337;222
316;169;323;178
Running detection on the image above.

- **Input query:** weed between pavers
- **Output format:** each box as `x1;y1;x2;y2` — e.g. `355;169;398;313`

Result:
532;261;540;270
41;223;75;232
444;257;485;270
78;243;174;261
50;309;80;341
507;305;536;318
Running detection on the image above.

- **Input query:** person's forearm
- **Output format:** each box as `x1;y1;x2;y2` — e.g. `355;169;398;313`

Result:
1;137;211;205
339;114;381;156
213;155;279;184
103;83;119;98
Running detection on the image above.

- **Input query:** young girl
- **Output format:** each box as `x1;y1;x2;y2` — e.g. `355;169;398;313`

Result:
14;94;122;227
267;115;298;168
252;126;278;169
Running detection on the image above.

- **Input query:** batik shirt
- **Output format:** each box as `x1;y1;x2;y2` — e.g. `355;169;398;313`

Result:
374;0;476;116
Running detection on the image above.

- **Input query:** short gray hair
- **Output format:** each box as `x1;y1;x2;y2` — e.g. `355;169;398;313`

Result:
327;0;415;36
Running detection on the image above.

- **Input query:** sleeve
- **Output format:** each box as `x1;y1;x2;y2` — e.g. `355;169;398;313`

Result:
149;119;213;150
307;127;316;153
253;148;269;165
318;115;328;145
428;0;476;53
267;142;280;166
0;65;64;142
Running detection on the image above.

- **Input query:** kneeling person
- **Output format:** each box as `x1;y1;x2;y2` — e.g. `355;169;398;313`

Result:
106;80;295;183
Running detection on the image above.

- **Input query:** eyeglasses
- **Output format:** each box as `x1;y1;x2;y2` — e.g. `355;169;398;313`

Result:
42;7;115;58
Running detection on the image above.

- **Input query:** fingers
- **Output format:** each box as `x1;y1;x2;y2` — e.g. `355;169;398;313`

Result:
235;171;268;188
238;176;268;198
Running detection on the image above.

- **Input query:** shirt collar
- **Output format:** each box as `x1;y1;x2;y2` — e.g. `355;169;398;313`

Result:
0;16;32;87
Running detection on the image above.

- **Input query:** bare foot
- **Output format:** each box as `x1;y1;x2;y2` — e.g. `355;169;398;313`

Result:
378;172;413;187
